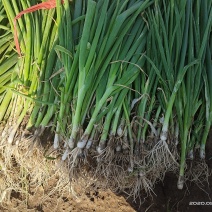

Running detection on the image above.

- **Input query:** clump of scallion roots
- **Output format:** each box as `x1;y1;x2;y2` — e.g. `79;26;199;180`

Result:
0;0;211;200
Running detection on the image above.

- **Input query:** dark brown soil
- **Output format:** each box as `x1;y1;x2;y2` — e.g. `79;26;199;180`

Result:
0;131;211;212
127;130;212;212
126;171;212;212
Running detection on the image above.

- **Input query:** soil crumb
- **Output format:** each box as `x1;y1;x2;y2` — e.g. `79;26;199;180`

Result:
0;188;135;212
0;131;211;212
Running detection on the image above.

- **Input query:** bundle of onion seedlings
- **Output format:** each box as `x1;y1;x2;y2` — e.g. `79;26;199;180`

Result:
145;0;212;189
0;0;18;123
0;0;212;199
1;0;60;144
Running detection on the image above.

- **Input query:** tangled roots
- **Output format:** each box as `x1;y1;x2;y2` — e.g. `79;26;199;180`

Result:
0;133;70;204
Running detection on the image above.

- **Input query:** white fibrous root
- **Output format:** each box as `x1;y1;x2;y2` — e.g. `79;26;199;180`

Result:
117;125;124;137
116;145;122;152
160;130;167;141
54;133;60;149
15;139;20;145
77;139;87;149
127;166;133;173
97;146;103;154
188;150;194;160
139;170;145;177
177;176;184;190
62;149;69;161
68;137;75;149
8;128;17;144
97;140;106;154
1;126;8;138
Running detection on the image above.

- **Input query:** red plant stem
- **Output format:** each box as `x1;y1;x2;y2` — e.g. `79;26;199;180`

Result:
14;0;64;56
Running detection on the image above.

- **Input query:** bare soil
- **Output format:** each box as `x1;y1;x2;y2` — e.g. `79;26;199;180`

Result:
1;188;135;212
0;131;211;212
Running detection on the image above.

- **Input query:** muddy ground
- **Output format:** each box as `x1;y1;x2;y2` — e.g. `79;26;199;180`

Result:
0;131;211;212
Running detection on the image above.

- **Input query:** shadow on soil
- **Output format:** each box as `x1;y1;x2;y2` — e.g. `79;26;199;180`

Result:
124;131;212;212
